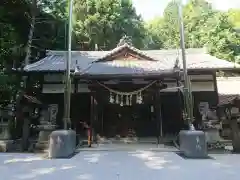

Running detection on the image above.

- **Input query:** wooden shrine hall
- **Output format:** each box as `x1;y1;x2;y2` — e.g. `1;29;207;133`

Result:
22;41;240;143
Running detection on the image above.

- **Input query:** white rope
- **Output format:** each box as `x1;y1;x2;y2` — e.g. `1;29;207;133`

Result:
96;80;157;95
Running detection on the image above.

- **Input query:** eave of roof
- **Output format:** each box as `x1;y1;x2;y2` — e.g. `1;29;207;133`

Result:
76;70;181;80
23;48;240;74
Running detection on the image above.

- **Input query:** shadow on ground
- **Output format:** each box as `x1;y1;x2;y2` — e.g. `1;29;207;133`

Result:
175;152;215;160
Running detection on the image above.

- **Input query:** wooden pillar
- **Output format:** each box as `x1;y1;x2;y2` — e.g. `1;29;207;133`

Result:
89;80;98;147
155;81;162;145
101;105;104;135
176;76;183;112
97;99;104;136
89;93;94;147
212;71;219;105
39;74;44;96
74;79;78;94
176;76;185;131
72;79;78;131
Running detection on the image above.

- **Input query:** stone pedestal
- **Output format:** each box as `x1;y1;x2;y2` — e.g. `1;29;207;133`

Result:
35;125;57;151
0;140;14;152
0;124;14;152
179;130;208;158
48;130;76;158
0;124;11;139
205;128;222;143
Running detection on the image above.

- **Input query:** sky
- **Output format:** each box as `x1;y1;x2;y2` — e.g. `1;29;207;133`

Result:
132;0;240;21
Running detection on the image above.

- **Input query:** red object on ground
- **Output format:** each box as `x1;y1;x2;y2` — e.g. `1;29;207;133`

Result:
80;121;91;146
87;128;91;137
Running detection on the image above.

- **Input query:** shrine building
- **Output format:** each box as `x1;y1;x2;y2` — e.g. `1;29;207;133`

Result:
21;42;239;141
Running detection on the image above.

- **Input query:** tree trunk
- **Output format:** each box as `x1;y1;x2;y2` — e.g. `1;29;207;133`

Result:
21;117;30;151
230;117;240;153
24;0;37;66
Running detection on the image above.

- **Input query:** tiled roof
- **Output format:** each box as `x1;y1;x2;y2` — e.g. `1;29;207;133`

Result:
147;49;240;70
96;43;157;62
79;59;176;76
24;51;108;72
24;47;239;74
218;94;239;106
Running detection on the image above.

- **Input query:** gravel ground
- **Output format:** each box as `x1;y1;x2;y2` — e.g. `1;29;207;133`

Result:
0;151;240;180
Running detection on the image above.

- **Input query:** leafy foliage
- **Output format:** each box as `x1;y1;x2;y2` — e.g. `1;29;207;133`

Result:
73;0;145;50
143;17;164;49
0;0;68;102
145;0;240;62
228;9;240;28
204;12;240;62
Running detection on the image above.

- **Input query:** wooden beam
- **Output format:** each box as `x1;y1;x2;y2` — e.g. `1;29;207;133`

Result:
76;72;180;80
212;71;219;105
89;94;94;147
74;79;78;93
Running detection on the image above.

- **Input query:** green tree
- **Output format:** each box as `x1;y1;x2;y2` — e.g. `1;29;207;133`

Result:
204;12;240;62
73;0;145;50
228;9;240;28
143;0;240;62
143;17;164;49
161;0;180;49
0;5;23;101
0;0;68;103
183;0;215;48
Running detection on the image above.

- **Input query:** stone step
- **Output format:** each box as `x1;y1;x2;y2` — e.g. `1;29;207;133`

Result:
89;137;175;145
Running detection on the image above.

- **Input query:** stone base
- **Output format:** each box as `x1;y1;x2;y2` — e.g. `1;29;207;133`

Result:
37;130;53;142
205;129;222;143
179;130;208;158
48;130;76;159
35;141;49;150
0;140;14;152
35;130;55;151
